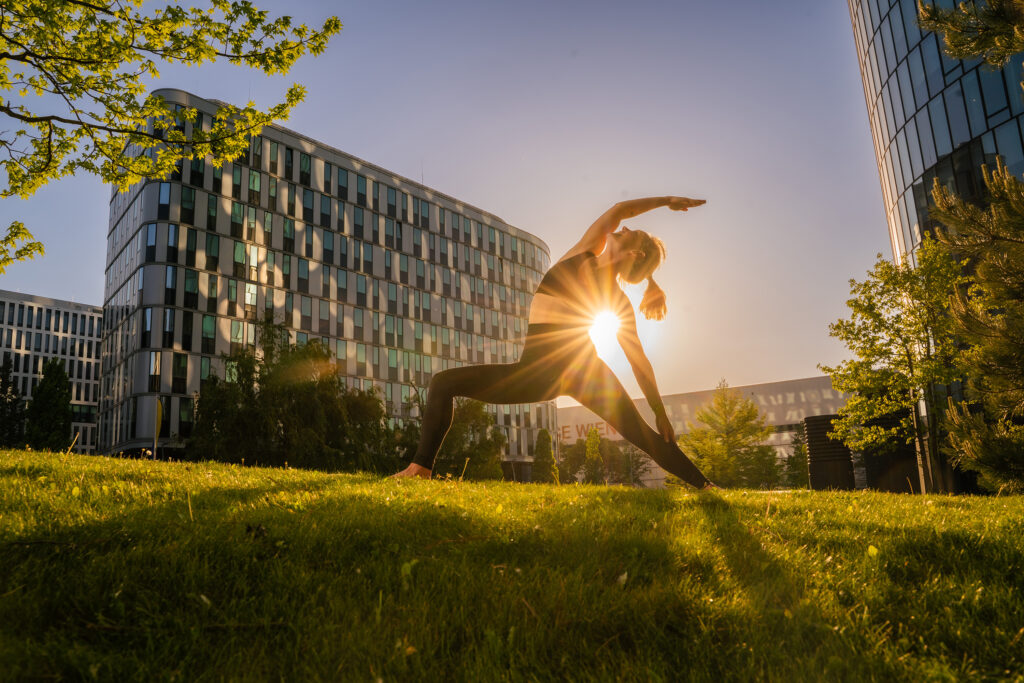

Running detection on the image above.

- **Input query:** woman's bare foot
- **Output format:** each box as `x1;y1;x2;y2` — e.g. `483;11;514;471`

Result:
392;463;432;479
700;481;719;491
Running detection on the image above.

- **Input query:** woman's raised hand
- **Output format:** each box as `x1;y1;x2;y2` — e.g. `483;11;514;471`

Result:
666;197;705;212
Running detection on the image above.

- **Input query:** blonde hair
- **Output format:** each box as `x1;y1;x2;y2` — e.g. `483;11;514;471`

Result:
620;230;668;321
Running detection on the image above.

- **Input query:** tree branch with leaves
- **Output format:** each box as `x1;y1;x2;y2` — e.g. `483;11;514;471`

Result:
0;0;341;273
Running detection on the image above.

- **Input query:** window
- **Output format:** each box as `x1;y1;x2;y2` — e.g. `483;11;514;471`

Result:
228;279;238;316
184;270;199;308
230;202;243;237
323;229;335;264
248;169;261;205
298;258;309;293
206;274;218;313
148;351;161;392
285;147;293;179
324;162;332;193
269;141;278;174
172;353;187;393
299;152;311;185
245;282;257;309
337;168;348;200
166;223;179;262
181;187;195;224
233;240;245;278
319;299;330;334
356;175;367;206
230;320;243;353
202;315;216;353
206;193;218;230
158;182;170;219
302;188;314;222
354;207;364;239
300;296;312;330
205;233;219;271
190;158;205;187
320;194;331;227
165;266;177;305
231;165;242;199
181;312;193;351
162;308;175;348
145;223;157;262
287;183;296;216
185;228;197;267
266;251;276;286
283;218;295;252
387;187;397;217
141;307;152;347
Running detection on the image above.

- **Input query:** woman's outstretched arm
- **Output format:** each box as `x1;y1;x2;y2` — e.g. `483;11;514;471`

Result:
563;196;705;260
616;307;675;443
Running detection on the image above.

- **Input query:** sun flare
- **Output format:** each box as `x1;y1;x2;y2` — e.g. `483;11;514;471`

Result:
589;310;621;359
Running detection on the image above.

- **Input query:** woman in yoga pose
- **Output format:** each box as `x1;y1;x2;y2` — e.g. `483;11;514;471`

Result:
394;196;714;489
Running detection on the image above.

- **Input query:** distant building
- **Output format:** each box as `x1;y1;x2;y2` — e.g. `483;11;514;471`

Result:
556;376;847;486
0;289;103;453
99;89;556;462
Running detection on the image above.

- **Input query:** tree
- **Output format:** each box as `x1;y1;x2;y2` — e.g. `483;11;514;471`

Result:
783;422;809;489
532;428;559;484
0;1;341;272
582;427;605;484
918;1;1024;69
557;438;586;483
607;443;654;487
0;356;25;447
819;238;969;493
432;399;505;480
678;381;779;489
25;358;72;451
189;317;404;472
930;160;1024;491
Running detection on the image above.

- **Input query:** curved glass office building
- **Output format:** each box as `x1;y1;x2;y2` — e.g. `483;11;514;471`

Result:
100;89;555;471
848;0;1024;263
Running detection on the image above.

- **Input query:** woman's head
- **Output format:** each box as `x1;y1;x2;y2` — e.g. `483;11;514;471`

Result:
612;227;668;321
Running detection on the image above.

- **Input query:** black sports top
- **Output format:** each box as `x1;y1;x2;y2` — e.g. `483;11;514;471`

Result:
534;251;596;307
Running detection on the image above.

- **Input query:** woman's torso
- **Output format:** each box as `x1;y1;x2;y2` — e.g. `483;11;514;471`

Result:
527;251;629;329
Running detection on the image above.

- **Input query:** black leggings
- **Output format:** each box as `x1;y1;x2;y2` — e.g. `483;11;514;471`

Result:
411;324;710;488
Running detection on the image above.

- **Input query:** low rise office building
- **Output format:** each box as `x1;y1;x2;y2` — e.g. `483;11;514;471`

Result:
0;289;103;453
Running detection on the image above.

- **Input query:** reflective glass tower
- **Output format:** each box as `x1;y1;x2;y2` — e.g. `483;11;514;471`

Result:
848;0;1024;264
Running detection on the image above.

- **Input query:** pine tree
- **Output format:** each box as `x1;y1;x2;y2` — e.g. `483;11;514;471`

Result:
0;356;25;447
918;1;1024;69
557;438;586;483
783;423;809;489
25;359;72;451
930;160;1024;490
531;429;559;484
678;381;778;489
582;427;605;484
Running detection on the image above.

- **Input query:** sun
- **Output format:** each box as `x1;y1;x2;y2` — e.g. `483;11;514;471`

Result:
589;310;621;359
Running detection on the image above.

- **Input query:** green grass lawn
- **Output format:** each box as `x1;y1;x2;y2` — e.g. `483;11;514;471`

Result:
1;450;1022;681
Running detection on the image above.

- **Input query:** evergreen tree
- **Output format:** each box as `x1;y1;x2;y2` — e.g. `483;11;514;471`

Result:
0;356;25;447
678;381;778;488
25;359;72;451
783;423;809;489
0;1;340;273
557;438;586;483
819;238;969;492
582;427;605;484
918;1;1024;70
611;443;654;487
930;160;1024;490
531;429;559;484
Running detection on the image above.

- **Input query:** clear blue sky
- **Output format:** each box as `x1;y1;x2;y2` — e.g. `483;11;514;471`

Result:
0;0;890;400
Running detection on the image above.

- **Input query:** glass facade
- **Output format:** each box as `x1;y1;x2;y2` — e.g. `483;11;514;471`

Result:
100;89;556;467
849;0;1024;263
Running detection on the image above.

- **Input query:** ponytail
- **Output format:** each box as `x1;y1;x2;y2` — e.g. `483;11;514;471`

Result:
639;276;667;321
